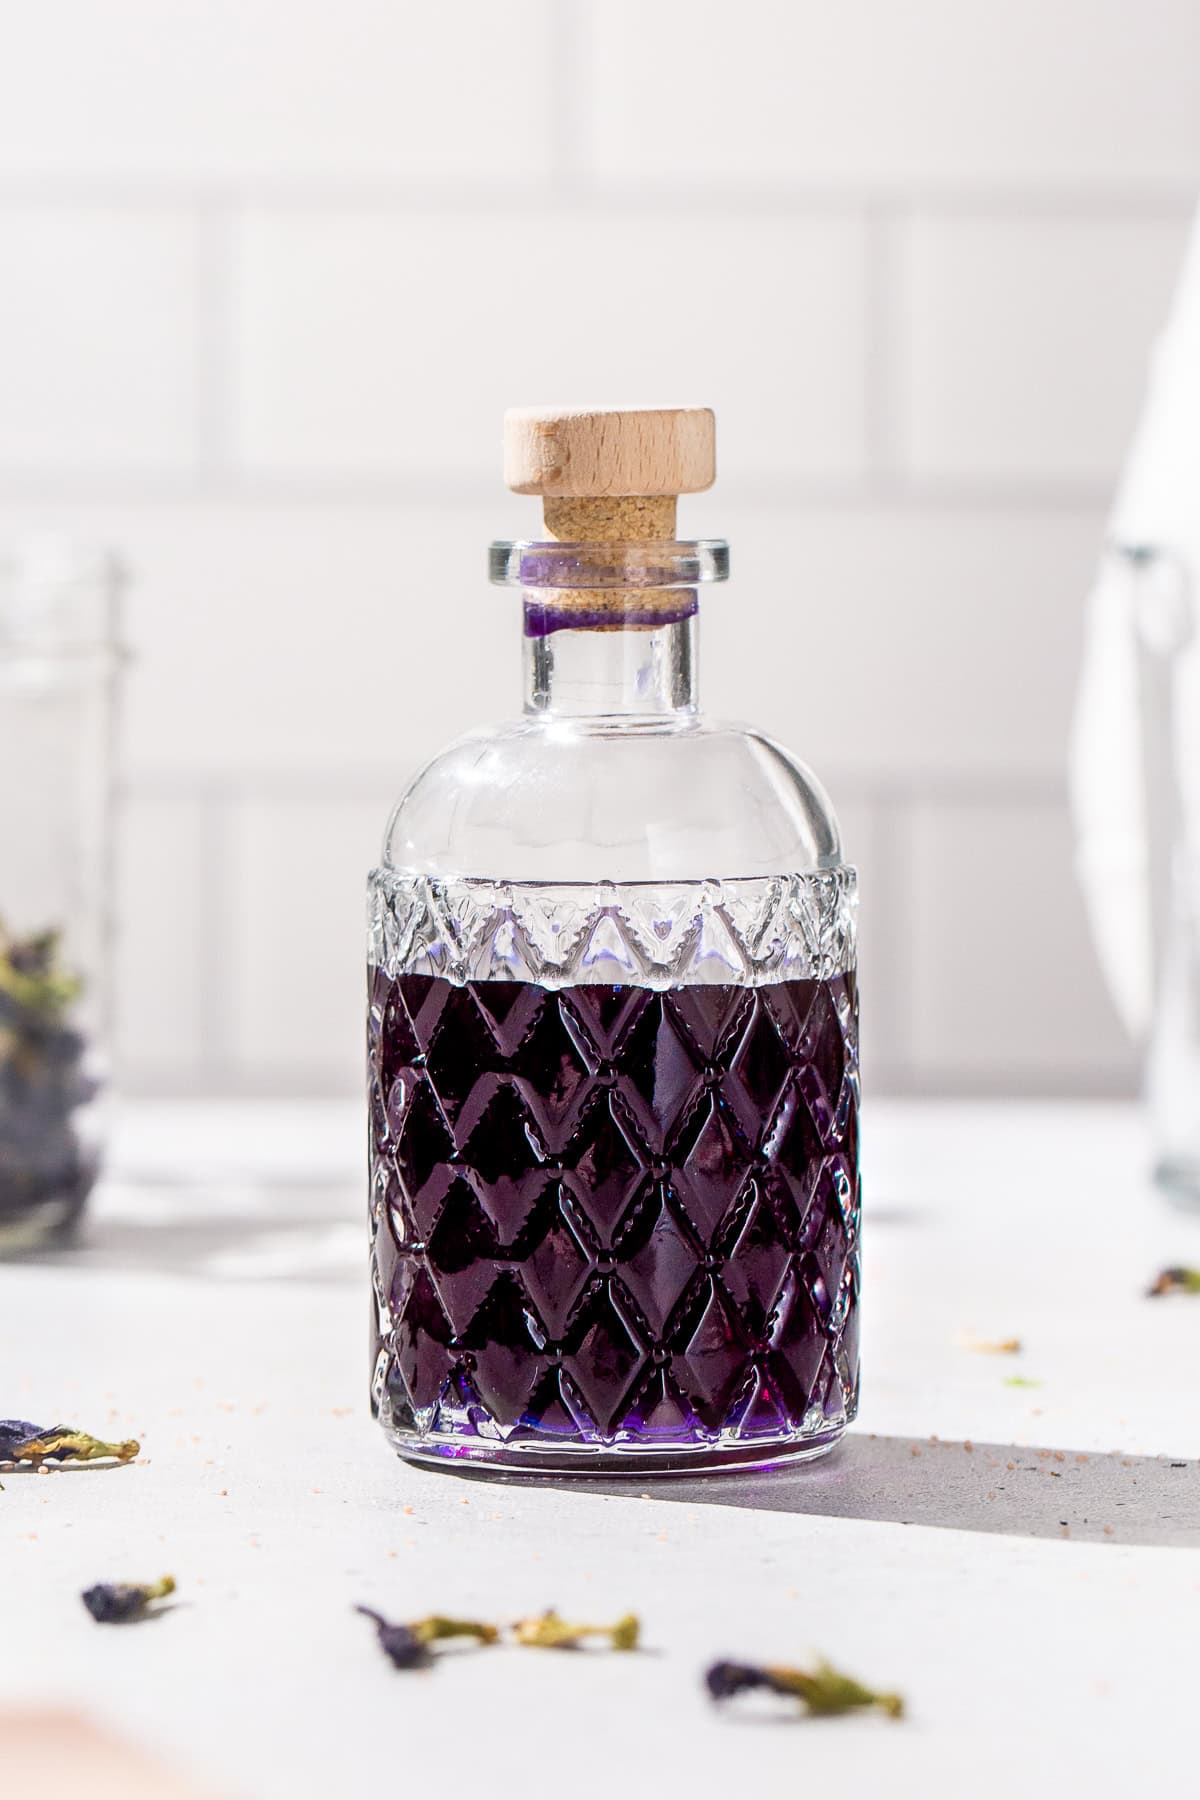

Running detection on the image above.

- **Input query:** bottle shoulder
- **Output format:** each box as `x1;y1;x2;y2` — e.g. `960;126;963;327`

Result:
381;714;844;882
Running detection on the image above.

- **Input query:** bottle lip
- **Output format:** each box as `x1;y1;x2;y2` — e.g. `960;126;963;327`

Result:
488;539;729;591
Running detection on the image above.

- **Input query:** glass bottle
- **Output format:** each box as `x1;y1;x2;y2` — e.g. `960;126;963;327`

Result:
367;407;859;1472
0;542;125;1252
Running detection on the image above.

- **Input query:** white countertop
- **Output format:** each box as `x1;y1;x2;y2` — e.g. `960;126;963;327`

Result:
3;1099;1199;1797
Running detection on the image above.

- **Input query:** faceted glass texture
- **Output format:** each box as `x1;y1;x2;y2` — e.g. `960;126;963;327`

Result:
368;873;859;1473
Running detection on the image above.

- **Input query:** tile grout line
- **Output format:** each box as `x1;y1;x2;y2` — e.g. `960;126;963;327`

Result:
0;179;1190;217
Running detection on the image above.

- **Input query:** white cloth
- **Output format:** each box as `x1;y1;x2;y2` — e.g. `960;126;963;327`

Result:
1070;202;1200;1037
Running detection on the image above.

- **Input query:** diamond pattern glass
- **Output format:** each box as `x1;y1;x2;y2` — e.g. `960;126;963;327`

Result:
368;873;859;1471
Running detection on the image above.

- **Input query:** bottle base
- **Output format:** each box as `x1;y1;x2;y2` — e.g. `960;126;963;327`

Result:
383;1417;847;1478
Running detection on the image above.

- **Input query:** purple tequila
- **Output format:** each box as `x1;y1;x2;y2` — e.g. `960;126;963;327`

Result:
369;962;859;1469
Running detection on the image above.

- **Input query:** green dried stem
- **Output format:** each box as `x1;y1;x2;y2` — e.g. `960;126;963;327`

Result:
514;1609;640;1651
1147;1266;1200;1298
12;1429;140;1466
766;1659;904;1719
410;1615;499;1647
0;922;82;1023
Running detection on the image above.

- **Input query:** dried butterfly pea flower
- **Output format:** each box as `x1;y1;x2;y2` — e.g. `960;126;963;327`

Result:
415;1614;499;1648
956;1331;1022;1355
0;921;98;1242
0;1420;43;1460
0;925;82;1020
356;1606;498;1669
1147;1266;1200;1297
513;1610;640;1651
82;1576;176;1624
0;1421;139;1466
706;1657;904;1719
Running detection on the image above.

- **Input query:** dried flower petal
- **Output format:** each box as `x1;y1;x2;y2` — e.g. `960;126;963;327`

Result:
0;1422;139;1466
1147;1266;1200;1298
356;1607;497;1669
956;1331;1022;1355
356;1607;428;1669
706;1656;903;1720
0;1420;44;1460
513;1609;640;1651
705;1661;774;1701
411;1615;499;1647
82;1576;176;1624
0;925;82;1021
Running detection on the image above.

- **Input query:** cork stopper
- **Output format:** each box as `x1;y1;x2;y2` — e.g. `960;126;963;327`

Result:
504;406;715;543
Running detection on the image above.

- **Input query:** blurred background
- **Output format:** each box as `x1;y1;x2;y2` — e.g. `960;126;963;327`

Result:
1;0;1197;1104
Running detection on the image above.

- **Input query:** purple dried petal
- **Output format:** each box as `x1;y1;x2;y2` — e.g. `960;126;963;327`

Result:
81;1576;174;1623
83;1584;148;1623
706;1661;772;1701
0;1420;45;1459
355;1605;429;1669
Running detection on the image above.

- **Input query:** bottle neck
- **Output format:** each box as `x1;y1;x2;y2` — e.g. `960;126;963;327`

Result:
488;536;728;722
522;601;698;720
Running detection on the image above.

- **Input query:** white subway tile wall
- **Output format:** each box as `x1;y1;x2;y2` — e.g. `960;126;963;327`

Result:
230;210;870;482
576;1;1200;188
226;792;388;1085
0;1;557;181
901;799;1135;1089
1;1;1194;1097
0;209;201;473
896;216;1191;484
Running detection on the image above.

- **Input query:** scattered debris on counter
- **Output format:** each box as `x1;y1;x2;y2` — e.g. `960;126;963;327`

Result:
356;1607;499;1669
956;1331;1022;1354
0;1421;140;1469
82;1576;176;1624
706;1656;904;1720
356;1605;641;1669
1146;1266;1200;1297
513;1610;639;1651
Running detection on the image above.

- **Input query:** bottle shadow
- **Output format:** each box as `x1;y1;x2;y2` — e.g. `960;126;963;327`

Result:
12;1182;361;1283
539;1434;1200;1547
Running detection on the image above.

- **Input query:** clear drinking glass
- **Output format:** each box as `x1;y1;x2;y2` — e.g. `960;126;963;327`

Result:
0;543;124;1252
367;409;860;1473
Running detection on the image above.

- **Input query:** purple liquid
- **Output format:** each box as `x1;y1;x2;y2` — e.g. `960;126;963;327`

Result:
369;973;859;1456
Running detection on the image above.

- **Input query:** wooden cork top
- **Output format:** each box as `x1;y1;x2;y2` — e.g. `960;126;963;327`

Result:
505;406;715;542
505;406;715;498
502;407;716;623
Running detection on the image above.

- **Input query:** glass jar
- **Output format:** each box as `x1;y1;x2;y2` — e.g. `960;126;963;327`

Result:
0;543;125;1252
367;408;859;1473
